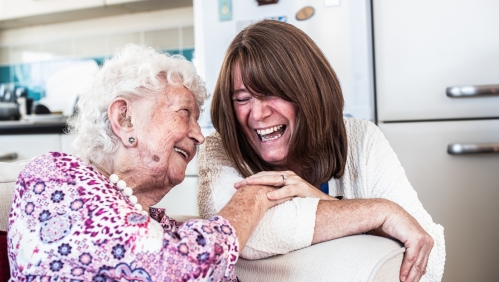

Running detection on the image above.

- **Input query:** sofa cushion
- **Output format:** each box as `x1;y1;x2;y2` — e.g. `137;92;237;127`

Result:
0;160;28;232
0;160;28;280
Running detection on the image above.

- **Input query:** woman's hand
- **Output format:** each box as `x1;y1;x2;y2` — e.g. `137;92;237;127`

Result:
313;199;433;282
234;171;336;201
382;204;434;282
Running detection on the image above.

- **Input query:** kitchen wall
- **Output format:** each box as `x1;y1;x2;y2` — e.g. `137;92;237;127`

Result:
0;3;201;215
0;6;194;101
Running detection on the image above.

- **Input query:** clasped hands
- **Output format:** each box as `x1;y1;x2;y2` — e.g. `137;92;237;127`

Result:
234;171;434;282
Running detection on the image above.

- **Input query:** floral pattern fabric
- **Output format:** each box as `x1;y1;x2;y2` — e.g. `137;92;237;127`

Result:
8;152;239;281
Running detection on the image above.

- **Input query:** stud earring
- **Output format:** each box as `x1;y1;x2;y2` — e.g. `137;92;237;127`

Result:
128;137;135;144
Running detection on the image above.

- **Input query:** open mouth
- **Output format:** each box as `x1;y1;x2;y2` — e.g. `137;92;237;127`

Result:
174;147;188;159
256;125;286;142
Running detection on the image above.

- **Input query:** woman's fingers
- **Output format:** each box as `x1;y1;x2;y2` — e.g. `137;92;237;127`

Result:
234;171;334;200
381;205;434;282
399;243;418;281
234;174;287;188
401;246;424;281
234;171;293;188
267;185;298;200
399;232;434;281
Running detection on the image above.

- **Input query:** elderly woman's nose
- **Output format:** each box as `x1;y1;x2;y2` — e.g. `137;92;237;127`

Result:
250;99;271;121
190;122;205;145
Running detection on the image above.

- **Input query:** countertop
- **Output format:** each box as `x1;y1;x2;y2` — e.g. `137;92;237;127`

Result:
0;120;67;135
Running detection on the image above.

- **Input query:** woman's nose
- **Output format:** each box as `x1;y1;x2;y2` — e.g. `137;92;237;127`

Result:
250;99;271;122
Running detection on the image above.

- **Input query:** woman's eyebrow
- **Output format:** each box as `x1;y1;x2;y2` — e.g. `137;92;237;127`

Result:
232;88;247;95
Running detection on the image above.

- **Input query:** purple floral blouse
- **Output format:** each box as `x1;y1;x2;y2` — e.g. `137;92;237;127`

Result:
7;152;239;281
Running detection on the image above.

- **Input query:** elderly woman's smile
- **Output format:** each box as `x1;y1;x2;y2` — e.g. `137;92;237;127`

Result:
136;84;203;186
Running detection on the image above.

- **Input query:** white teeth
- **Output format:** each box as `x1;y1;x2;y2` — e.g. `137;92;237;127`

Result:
256;125;284;142
261;133;282;142
256;125;283;135
174;147;188;158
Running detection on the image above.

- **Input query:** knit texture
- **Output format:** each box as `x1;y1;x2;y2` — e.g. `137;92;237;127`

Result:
198;118;445;281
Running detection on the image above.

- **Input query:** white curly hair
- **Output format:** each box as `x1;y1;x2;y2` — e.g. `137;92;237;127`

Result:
67;44;208;166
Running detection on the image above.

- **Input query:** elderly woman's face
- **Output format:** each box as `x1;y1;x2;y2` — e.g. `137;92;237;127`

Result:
134;84;204;187
232;65;298;168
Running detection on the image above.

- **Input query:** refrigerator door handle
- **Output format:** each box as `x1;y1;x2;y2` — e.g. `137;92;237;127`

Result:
447;143;499;155
0;152;18;161
446;84;499;97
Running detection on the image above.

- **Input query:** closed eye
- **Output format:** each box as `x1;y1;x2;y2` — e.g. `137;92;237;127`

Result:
233;97;251;103
179;108;191;117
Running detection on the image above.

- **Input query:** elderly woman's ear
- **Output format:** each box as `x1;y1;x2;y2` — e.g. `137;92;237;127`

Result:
108;98;137;147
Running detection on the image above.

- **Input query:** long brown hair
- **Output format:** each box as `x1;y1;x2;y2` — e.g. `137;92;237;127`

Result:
211;20;347;186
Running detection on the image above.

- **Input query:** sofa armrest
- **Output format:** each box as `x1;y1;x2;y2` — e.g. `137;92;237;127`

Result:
236;234;405;282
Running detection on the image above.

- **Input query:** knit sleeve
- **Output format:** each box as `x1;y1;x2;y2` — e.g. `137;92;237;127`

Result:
362;121;446;282
198;132;319;260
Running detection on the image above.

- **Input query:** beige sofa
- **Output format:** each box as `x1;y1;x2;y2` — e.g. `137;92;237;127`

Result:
0;161;405;281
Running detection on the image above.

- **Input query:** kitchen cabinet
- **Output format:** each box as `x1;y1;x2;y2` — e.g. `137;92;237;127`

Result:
0;0;191;29
379;120;499;282
374;1;499;280
0;133;74;162
154;176;199;216
0;0;103;20
0;134;61;162
375;0;499;121
154;150;200;216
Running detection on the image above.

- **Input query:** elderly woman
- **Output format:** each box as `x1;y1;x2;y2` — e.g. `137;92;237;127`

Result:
7;44;286;281
198;20;445;282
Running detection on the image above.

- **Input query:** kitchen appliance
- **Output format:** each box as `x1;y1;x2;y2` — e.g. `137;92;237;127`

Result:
0;84;29;120
0;103;19;121
373;0;499;281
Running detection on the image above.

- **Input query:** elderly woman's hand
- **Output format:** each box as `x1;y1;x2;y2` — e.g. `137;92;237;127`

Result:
381;203;434;282
234;171;337;201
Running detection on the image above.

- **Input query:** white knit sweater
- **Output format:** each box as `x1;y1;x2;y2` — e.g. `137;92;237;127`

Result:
197;118;445;282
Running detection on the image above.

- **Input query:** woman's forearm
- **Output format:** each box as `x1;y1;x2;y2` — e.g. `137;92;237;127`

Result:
312;198;395;244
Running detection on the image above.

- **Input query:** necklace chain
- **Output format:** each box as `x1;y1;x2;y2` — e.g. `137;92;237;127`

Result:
89;160;110;177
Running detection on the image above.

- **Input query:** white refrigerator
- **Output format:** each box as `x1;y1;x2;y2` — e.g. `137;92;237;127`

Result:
373;0;499;281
